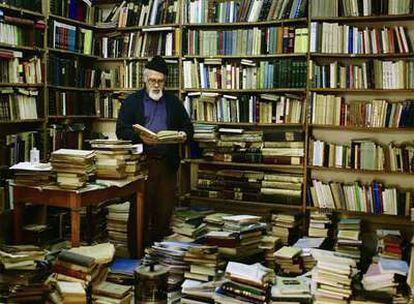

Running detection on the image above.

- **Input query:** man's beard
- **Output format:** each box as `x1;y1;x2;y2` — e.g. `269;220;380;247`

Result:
148;89;163;101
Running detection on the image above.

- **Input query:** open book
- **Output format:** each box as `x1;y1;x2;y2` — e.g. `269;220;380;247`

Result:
133;124;186;144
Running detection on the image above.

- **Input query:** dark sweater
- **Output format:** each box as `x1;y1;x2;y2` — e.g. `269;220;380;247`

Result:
116;89;194;171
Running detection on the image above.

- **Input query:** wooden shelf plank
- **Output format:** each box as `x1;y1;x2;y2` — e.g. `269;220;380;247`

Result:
182;159;303;170
0;43;45;53
47;85;96;91
48;48;98;59
309;124;414;132
0;119;45;124
308;166;414;176
183;54;307;59
192;121;304;127
0;3;44;18
311;13;414;23
48;14;95;28
184;88;306;93
182;18;308;28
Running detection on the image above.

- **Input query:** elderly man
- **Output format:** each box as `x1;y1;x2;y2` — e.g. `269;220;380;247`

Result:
116;56;193;253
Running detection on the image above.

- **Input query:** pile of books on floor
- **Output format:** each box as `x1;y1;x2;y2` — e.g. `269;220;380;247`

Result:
49;281;87;304
10;162;53;186
183;245;224;282
274;246;304;275
311;249;357;303
269;213;301;244
106;201;129;257
271;275;312;304
181;279;218;304
107;258;140;285
293;237;326;271
376;229;403;260
144;241;191;292
335;218;362;262
259;235;282;268
214;261;273;303
51;149;96;189
168;208;208;242
204;214;266;258
0;244;46;270
2;283;50;303
52;250;98;284
92;281;132;304
308;211;332;238
203;212;232;232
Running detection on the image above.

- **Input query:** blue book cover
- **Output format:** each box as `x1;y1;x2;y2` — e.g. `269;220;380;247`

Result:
109;258;141;275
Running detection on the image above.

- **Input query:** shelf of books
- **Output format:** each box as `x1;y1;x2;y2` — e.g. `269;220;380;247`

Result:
306;0;414;233
0;0;47;169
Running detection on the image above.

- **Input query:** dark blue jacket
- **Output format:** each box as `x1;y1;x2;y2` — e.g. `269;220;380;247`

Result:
116;89;194;171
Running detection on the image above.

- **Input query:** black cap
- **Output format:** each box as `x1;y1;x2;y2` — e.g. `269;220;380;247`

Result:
145;56;168;75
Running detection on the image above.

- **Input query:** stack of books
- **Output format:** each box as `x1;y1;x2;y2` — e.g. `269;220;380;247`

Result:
50;149;96;189
106;201;130;257
260;173;303;205
183;245;224;283
10;162;53;186
145;241;191;292
53;250;98;284
259;235;282;268
293;237;326;271
271;275;312;304
214;261;273;303
181;279;217;304
376;229;403;260
205;215;266;258
311;249;357;303
274;246;303;275
51;281;87;304
362;262;400;297
192;123;218;143
92;281;132;304
90;139;134;179
4;284;50;303
270;213;301;244
125;151;147;177
335;218;362;262
308;211;332;238
0;245;46;270
169;208;208;243
107;258;140;285
203;212;232;232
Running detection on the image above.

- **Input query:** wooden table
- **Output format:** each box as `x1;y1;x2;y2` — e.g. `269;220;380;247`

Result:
12;177;145;257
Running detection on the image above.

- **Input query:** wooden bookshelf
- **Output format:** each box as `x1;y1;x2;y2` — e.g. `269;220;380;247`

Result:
309;124;414;132
182;159;303;170
96;56;180;61
0;119;45;124
0;83;44;88
310;88;414;93
311;53;414;59
0;43;46;53
182;18;308;28
183;88;306;93
308;166;414;176
48;14;95;28
48;48;98;59
97;87;179;92
47;85;96;92
0;3;44;18
48;115;99;119
183;54;307;59
115;23;180;31
310;13;414;23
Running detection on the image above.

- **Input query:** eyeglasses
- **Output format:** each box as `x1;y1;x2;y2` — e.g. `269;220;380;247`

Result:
147;78;165;86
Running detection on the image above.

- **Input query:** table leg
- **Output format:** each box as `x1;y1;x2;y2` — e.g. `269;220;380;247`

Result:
69;193;81;247
13;202;24;244
136;181;145;258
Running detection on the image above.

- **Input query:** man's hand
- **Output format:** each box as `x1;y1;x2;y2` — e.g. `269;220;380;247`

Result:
140;133;160;145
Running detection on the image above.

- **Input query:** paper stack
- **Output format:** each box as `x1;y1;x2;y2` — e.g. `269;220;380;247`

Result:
308;211;332;238
106;201;130;257
90;139;134;179
335;218;362;262
51;149;96;189
214;261;273;304
270;213;301;245
92;281;132;304
311;249;357;303
0;245;46;270
274;246;303;275
183;245;224;282
271;275;312;304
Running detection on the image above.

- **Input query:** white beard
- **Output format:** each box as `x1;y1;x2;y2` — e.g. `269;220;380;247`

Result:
148;89;163;101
